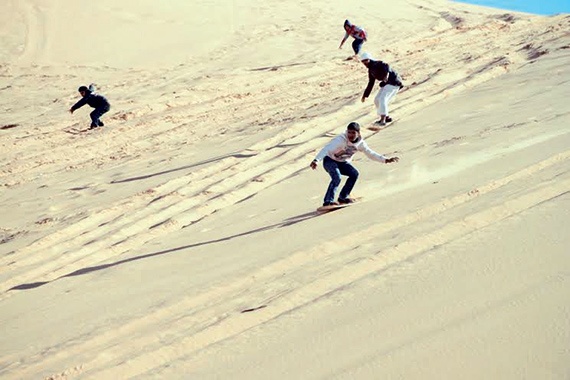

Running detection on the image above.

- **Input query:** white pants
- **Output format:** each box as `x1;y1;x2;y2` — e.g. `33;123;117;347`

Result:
374;84;400;116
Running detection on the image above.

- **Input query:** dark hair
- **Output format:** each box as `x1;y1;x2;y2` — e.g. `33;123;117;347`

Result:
78;86;90;93
347;122;360;132
344;19;350;28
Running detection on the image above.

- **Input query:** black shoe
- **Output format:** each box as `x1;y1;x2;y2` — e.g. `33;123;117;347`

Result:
323;201;339;207
97;121;104;126
386;116;393;123
338;198;356;204
88;125;98;130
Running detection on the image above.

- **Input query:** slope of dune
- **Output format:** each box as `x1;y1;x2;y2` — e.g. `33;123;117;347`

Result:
0;0;569;378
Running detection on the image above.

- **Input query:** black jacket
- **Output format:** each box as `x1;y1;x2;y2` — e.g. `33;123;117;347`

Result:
71;93;110;111
363;60;403;98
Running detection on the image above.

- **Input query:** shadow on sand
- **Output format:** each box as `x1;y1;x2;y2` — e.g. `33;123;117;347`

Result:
8;210;321;292
111;150;257;184
249;61;317;72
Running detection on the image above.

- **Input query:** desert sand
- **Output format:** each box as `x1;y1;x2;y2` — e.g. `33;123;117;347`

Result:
1;0;569;378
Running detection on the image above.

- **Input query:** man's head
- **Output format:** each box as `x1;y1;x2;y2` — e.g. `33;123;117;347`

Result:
78;85;91;97
346;122;361;142
359;52;373;67
344;19;351;31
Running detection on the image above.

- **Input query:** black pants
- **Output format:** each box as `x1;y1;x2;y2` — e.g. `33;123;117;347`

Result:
352;38;364;54
90;105;110;127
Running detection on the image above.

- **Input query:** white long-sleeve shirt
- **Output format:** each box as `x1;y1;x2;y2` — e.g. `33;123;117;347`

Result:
314;132;386;163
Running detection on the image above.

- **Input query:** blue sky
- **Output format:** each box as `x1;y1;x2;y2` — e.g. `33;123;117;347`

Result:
455;0;570;15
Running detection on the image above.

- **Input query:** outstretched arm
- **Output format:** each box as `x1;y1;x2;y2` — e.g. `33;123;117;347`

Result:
310;135;345;169
339;33;349;49
359;140;400;164
361;73;376;102
70;97;87;113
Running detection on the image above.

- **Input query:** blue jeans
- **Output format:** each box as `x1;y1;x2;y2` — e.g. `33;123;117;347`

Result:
90;105;110;127
322;156;359;204
352;38;364;54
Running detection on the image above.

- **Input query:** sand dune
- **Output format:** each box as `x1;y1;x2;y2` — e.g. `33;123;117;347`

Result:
1;0;569;378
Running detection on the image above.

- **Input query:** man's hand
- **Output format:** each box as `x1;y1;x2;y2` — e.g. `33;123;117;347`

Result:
385;157;399;164
361;96;367;103
310;160;318;170
69;108;74;114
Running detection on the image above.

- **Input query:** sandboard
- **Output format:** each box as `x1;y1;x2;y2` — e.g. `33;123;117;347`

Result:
367;120;396;132
64;126;102;134
317;203;351;212
316;197;362;213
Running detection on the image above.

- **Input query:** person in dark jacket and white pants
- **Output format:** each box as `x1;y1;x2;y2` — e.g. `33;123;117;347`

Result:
359;52;403;126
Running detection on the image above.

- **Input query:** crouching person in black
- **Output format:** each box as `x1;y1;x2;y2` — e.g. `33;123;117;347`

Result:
70;84;111;130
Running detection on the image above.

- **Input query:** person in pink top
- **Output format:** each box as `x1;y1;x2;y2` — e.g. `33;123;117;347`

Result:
339;19;368;57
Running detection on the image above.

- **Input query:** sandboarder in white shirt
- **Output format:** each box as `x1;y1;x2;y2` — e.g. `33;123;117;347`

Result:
310;122;399;206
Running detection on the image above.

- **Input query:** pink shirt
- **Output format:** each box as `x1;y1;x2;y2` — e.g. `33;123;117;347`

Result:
345;25;367;40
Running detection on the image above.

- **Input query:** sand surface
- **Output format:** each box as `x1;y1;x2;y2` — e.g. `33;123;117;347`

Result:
1;0;569;378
